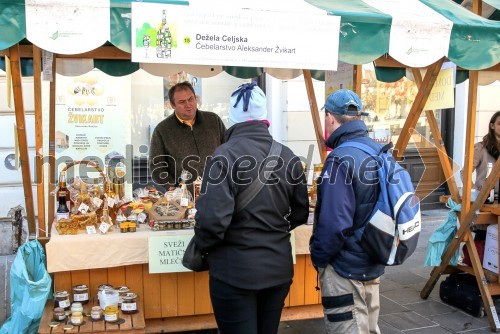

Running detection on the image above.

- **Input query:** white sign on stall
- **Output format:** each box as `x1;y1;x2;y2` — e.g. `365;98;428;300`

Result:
131;3;340;70
148;234;193;273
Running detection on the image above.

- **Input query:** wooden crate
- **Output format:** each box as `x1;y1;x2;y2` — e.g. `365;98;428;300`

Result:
38;297;145;334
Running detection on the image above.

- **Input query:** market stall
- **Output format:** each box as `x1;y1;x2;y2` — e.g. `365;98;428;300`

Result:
0;0;499;332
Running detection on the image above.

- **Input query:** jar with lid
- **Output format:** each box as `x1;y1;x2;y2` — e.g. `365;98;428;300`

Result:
104;305;119;323
73;285;89;304
71;302;83;314
97;284;113;298
70;311;84;325
53;291;71;310
121;292;138;314
53;307;67;321
116;286;129;306
90;306;103;320
98;287;119;310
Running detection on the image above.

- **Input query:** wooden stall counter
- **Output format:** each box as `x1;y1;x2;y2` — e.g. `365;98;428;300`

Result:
44;223;321;333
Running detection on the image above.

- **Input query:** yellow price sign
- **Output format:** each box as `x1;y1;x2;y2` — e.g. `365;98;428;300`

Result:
184;37;191;44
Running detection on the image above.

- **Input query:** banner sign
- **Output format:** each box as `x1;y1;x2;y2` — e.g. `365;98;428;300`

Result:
55;70;132;185
131;3;340;70
149;234;193;273
424;67;455;110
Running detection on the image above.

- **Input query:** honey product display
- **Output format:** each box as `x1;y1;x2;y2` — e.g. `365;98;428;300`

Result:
90;306;104;320
53;307;66;321
73;285;89;304
56;193;70;222
58;170;72;211
104;305;119;323
70;302;83;314
116;286;130;306
53;291;71;310
121;292;138;314
70;311;84;326
55;211;98;235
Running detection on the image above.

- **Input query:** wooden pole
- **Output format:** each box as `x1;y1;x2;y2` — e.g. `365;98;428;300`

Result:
393;58;444;160
8;44;36;234
303;69;326;163
48;55;57;229
353;65;362;96
410;68;460;202
461;71;479;220
33;46;46;237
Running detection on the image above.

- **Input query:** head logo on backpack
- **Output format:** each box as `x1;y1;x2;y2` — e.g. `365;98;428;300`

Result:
336;141;421;266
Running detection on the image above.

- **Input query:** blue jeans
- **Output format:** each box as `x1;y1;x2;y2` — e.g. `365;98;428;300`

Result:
209;277;291;334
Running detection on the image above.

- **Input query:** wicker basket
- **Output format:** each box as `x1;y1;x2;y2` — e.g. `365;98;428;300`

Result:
55;161;107;234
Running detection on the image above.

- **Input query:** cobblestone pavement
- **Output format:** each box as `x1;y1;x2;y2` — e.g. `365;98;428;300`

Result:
1;209;497;333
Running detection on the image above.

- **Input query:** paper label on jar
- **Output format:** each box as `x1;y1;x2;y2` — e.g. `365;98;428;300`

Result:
78;203;90;214
180;197;189;207
99;222;111;234
71;317;82;325
86;226;97;234
58;299;70;308
107;197;115;208
121;302;137;311
92;197;103;208
105;313;118;321
74;293;89;301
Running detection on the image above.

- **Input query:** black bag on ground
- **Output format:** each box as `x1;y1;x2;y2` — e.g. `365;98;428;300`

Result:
439;273;485;317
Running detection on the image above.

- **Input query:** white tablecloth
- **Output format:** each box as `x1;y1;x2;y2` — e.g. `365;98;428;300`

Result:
46;223;313;273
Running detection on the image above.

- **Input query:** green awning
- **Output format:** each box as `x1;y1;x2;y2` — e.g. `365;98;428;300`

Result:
0;0;498;78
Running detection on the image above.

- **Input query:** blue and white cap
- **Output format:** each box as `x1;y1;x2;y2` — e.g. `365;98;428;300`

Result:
229;82;268;126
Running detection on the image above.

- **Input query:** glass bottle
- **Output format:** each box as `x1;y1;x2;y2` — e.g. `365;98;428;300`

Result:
486;162;495;204
93;178;104;217
72;182;92;215
177;170;192;207
58;170;71;212
100;202;113;233
56;193;70;221
105;180;117;223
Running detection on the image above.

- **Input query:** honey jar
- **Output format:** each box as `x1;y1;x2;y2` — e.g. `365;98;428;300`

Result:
70;311;83;325
121;292;138;314
97;284;113;298
120;222;129;233
90;306;103;320
104;305;119;323
116;286;129;306
128;222;137;232
73;285;89;305
53;291;71;310
53;307;66;321
70;302;83;314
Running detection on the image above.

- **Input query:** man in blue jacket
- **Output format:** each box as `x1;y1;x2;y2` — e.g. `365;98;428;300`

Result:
310;89;384;334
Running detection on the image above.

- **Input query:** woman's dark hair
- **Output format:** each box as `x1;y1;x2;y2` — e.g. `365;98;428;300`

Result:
483;111;500;160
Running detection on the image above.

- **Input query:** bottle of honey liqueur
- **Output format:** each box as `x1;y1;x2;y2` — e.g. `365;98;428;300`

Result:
56;193;70;221
58;170;72;212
